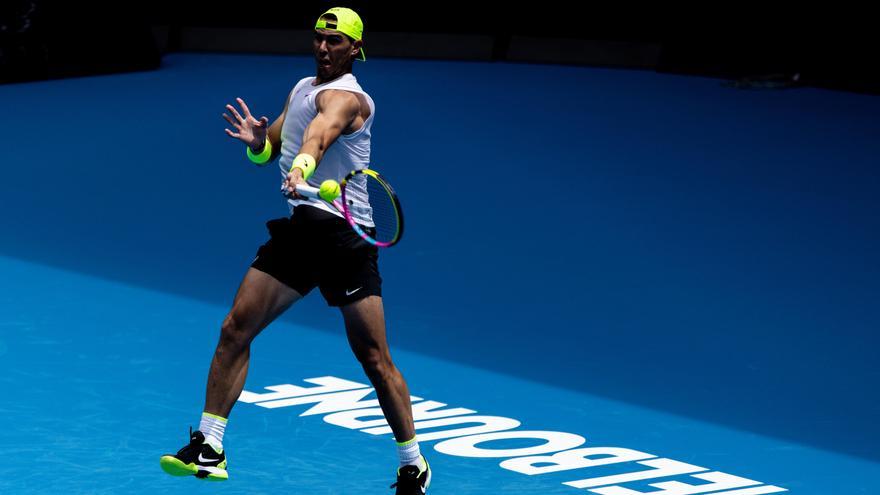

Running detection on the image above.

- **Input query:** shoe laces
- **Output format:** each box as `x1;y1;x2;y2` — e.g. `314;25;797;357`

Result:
389;465;422;490
175;426;203;456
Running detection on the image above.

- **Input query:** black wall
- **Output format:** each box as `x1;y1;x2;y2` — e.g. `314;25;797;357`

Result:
1;1;159;83
2;1;876;94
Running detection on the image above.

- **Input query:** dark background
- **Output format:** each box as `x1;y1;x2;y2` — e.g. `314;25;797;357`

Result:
1;0;877;94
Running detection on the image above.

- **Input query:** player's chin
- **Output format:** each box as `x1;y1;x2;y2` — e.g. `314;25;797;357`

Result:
318;62;335;74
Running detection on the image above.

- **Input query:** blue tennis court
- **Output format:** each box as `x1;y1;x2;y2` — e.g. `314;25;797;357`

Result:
1;52;878;494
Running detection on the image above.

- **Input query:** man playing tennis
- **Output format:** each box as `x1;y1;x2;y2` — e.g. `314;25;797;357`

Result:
159;7;430;493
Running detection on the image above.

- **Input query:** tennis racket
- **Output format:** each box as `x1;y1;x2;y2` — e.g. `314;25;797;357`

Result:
287;168;404;248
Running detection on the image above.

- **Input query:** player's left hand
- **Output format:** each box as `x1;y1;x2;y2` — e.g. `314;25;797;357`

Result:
223;97;269;150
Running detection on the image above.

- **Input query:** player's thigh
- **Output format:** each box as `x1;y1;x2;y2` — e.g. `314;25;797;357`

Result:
340;295;391;363
226;267;302;338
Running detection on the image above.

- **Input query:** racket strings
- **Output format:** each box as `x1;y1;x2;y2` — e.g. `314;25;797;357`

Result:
364;175;401;244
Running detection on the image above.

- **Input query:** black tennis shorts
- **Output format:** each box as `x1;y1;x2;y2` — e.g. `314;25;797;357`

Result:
250;205;382;307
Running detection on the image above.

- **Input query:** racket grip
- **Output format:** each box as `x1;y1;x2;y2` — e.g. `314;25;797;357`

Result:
294;184;320;199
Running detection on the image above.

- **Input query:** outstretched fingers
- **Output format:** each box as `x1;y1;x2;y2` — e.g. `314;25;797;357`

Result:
236;97;253;119
223;98;267;142
222;112;241;129
226;103;245;123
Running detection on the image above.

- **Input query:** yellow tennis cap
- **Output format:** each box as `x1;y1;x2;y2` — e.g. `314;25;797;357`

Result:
315;7;366;62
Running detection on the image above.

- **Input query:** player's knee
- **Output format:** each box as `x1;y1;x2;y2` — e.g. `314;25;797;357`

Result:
219;313;251;350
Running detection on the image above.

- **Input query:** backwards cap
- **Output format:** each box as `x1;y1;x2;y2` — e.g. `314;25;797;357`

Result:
315;7;366;62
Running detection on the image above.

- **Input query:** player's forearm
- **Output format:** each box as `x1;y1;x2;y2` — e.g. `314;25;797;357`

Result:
296;108;349;169
298;136;327;166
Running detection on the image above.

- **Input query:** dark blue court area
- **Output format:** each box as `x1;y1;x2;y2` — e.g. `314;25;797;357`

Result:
1;53;878;494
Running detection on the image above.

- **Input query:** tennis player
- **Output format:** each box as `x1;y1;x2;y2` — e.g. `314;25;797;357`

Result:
159;7;430;493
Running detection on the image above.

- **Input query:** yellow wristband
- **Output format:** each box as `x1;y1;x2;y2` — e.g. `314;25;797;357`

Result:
289;153;317;180
246;139;273;165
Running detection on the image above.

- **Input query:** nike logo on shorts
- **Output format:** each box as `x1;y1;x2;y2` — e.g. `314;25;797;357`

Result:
345;287;362;296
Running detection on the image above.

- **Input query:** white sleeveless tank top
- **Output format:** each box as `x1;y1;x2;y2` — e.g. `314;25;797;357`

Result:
278;72;375;226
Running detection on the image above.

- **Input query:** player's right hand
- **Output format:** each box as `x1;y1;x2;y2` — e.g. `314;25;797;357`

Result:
282;166;306;199
223;97;269;151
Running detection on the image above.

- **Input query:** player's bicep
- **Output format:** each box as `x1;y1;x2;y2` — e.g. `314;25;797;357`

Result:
302;112;347;150
302;91;359;150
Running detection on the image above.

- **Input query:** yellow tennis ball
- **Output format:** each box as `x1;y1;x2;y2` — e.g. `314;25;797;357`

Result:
319;179;341;201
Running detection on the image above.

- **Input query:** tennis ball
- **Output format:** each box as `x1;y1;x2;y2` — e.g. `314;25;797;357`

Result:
319;179;341;201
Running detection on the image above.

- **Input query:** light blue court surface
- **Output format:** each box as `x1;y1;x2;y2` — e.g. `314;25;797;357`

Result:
1;53;879;494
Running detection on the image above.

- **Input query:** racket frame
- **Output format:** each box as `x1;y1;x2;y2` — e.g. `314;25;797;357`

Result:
293;169;404;248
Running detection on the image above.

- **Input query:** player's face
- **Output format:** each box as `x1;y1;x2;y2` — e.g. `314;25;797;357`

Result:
314;29;358;79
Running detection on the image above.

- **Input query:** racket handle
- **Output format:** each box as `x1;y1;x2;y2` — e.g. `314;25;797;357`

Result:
294;183;320;199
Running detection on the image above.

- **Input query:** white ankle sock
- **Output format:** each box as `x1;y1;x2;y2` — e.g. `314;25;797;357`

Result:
396;436;426;471
199;412;227;449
